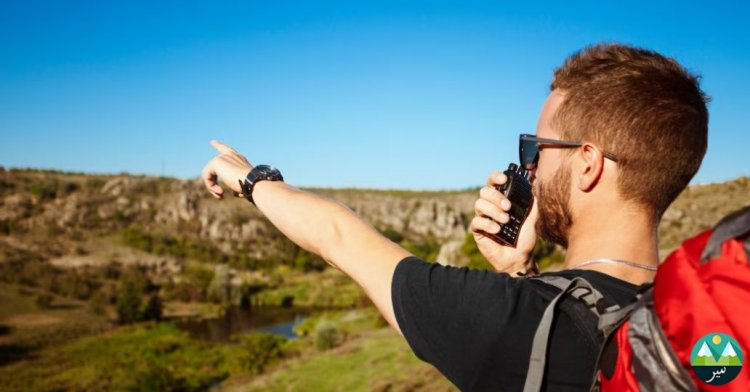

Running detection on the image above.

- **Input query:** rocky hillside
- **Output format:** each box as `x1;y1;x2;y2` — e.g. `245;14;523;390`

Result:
1;167;748;272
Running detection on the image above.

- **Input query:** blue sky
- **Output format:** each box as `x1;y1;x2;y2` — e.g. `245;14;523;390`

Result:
1;1;748;190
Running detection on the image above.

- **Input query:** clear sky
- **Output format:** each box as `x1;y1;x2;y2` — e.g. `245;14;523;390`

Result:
1;1;748;190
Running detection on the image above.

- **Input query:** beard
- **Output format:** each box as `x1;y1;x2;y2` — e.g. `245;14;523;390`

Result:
534;165;573;248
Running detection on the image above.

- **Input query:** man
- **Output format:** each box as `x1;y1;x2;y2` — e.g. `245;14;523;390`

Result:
201;43;708;391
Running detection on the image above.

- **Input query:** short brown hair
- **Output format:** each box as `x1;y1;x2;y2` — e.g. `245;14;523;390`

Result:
550;43;709;219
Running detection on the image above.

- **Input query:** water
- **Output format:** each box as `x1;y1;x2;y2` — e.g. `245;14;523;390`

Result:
173;306;307;342
255;314;307;339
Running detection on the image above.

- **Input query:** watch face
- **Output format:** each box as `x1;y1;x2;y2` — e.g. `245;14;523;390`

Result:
254;165;282;180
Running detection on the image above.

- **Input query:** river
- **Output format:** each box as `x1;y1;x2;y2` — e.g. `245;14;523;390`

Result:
173;306;307;342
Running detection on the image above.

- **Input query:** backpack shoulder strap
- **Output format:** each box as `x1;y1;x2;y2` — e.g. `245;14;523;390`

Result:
701;205;750;263
531;275;622;317
595;283;652;338
523;276;615;392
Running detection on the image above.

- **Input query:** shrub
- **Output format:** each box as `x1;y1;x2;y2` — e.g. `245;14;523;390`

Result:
89;291;107;315
293;316;318;338
117;278;143;324
29;180;59;201
35;293;53;309
239;332;287;374
142;293;163;321
206;265;230;304
0;323;230;391
293;248;327;272
184;264;213;300
461;232;494;270
380;227;404;243
120;228;229;264
533;240;566;270
280;295;294;308
401;236;440;262
84;177;105;190
314;320;341;351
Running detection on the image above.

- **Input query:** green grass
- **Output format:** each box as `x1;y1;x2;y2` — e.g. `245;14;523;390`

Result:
0;323;240;392
218;308;455;392
256;269;366;308
236;327;457;392
0;283;109;352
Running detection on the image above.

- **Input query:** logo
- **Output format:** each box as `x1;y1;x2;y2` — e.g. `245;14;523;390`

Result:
690;333;744;385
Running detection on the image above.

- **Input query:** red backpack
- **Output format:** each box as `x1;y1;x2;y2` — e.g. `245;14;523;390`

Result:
522;206;750;391
596;205;750;391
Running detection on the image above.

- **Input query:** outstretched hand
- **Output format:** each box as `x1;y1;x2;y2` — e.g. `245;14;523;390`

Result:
201;140;253;199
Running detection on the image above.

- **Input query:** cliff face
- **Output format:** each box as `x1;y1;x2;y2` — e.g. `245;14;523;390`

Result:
0;170;479;268
316;190;476;264
1;168;749;270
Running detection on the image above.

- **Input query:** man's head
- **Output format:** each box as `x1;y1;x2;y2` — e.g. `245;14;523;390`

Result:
532;43;709;247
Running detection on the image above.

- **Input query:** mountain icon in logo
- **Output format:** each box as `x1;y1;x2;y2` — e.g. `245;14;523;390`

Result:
690;333;744;385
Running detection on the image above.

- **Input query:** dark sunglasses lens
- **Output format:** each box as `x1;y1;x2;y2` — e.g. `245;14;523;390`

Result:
519;138;538;169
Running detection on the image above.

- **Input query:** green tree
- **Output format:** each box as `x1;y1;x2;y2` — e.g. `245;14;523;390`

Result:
184;264;214;300
293;247;327;272
240;332;287;374
143;293;163;321
380;227;404;243
207;265;230;304
117;275;144;324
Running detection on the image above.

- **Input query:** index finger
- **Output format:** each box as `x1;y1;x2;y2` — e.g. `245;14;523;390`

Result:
486;171;507;187
210;140;237;155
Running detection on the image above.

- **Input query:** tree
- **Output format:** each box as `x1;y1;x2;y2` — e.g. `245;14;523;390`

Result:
117;278;143;324
35;293;53;309
240;332;287;374
143;293;163;321
206;265;230;304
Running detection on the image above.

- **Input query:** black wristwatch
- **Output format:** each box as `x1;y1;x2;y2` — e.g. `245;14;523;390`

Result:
239;165;284;205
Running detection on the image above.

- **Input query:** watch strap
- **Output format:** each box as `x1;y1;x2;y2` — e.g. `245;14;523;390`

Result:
239;165;283;205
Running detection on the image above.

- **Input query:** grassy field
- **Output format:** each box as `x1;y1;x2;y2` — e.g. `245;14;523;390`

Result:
0;283;110;366
0;277;456;392
222;308;457;392
0;323;239;391
238;328;455;392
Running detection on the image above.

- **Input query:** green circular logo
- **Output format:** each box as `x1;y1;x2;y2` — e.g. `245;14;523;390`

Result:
690;332;744;385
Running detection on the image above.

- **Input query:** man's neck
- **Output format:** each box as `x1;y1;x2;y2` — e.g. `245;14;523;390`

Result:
563;207;659;286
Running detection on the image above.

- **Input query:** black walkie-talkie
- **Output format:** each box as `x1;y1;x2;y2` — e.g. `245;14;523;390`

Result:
482;163;534;247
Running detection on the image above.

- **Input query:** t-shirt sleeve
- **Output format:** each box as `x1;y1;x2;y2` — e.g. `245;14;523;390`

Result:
391;256;531;389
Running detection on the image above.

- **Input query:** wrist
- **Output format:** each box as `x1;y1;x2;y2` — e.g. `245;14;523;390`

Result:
492;253;537;277
251;180;284;206
240;165;284;205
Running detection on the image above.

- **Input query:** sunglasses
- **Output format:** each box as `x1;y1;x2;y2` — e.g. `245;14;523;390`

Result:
519;133;619;170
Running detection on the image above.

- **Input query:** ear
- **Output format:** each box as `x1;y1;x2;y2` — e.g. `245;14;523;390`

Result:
575;143;605;192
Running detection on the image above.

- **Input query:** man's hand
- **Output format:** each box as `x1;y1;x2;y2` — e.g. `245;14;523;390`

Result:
201;140;253;199
470;171;539;275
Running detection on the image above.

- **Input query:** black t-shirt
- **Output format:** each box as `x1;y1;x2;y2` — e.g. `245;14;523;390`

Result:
391;256;639;391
